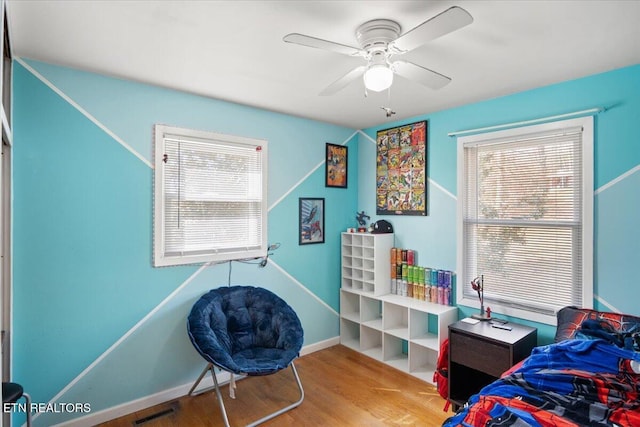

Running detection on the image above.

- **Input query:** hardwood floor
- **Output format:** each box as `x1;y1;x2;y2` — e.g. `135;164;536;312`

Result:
98;345;453;426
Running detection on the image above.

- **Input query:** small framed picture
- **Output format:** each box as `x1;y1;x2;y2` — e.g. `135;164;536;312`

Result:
299;198;325;245
325;143;348;188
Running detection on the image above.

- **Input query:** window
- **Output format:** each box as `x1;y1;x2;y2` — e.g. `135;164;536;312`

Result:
457;116;593;325
153;125;268;267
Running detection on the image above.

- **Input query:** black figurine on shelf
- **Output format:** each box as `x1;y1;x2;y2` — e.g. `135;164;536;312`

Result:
471;275;491;321
355;211;370;232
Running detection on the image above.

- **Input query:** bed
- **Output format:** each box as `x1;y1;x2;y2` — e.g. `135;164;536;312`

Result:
443;306;640;426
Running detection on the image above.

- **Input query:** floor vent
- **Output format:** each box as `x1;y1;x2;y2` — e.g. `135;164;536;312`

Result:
133;404;177;425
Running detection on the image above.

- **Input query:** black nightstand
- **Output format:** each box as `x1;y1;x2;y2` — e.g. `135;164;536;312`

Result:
448;319;537;409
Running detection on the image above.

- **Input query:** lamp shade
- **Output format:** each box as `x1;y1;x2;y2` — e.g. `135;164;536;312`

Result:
363;64;393;92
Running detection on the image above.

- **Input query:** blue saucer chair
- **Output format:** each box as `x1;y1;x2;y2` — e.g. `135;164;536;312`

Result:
187;285;304;426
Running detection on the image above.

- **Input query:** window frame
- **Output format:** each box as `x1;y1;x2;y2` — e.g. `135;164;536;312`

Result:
456;116;594;325
153;124;268;267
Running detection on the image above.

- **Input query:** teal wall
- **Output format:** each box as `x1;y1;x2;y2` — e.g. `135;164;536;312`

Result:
13;59;358;425
359;64;640;344
13;57;640;425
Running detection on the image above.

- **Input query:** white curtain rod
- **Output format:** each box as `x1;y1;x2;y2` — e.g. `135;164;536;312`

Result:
447;107;605;138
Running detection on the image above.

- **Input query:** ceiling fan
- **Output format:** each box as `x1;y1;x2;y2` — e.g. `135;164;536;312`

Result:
283;6;473;96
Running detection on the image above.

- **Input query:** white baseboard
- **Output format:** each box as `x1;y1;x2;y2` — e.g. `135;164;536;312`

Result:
299;336;339;356
50;371;233;427
51;337;339;427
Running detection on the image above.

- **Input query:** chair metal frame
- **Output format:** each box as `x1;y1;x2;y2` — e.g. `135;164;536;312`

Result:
22;392;33;427
2;383;32;427
188;361;304;427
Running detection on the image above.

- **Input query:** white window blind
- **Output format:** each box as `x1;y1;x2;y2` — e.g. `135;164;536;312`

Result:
153;125;267;267
457;116;593;324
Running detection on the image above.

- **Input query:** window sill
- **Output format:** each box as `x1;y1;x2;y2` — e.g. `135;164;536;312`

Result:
457;296;557;326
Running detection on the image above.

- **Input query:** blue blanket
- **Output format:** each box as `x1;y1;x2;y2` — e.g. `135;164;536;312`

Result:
443;339;640;426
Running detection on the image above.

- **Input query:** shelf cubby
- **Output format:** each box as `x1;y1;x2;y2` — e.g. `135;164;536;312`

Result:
383;334;409;372
340;291;359;323
340;318;359;350
383;301;409;340
409;309;439;351
409;342;438;382
361;296;382;330
360;325;383;360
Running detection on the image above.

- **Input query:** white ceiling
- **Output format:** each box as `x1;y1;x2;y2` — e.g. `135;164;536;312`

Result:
7;0;640;129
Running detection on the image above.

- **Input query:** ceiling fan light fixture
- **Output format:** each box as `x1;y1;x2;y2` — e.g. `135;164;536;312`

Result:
363;64;393;92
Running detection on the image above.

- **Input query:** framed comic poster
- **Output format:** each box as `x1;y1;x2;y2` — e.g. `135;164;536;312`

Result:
325;143;348;188
376;120;427;216
299;198;325;245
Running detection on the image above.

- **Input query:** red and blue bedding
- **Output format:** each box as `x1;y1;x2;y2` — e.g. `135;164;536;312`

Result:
444;312;640;427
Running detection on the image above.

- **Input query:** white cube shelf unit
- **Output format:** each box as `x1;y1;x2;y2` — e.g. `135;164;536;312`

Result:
341;232;393;296
340;290;458;383
339;232;458;384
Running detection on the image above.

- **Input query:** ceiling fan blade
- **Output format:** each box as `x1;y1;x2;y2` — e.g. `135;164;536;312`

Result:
283;33;365;57
390;6;473;53
392;60;451;90
320;66;367;96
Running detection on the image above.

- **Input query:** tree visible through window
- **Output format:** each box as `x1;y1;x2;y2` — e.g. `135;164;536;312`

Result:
457;116;593;324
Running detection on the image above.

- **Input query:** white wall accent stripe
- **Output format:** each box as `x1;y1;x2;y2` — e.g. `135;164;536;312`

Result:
15;58;153;169
362;131;640;198
595;163;640;195
50;371;235;427
35;257;334;426
14;66;349;419
50;338;339;427
268;130;358;212
269;259;340;317
595;295;621;313
299;336;340;356
358;129;376;144
32;262;212;423
428;177;456;200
